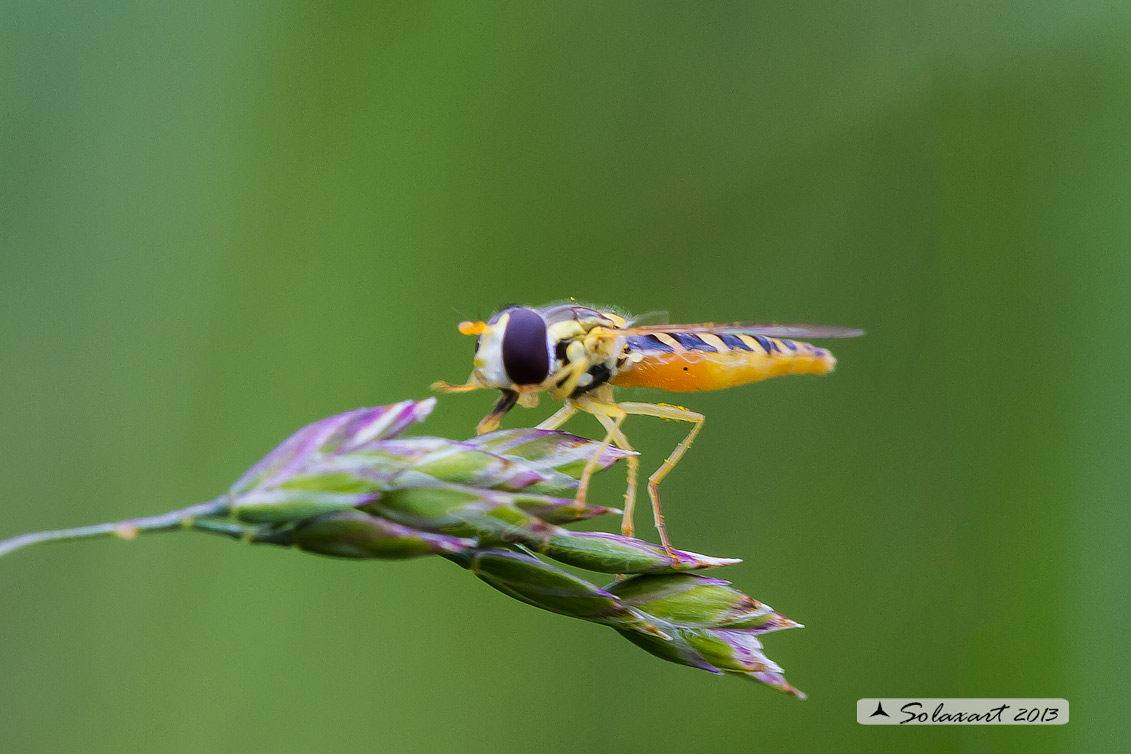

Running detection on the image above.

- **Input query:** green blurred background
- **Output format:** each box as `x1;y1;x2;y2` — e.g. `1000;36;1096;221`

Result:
2;2;1127;752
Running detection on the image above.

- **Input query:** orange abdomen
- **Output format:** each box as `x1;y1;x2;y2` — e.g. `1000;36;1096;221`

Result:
610;333;836;392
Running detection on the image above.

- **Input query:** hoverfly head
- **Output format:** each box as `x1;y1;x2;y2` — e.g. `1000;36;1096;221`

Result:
466;307;552;390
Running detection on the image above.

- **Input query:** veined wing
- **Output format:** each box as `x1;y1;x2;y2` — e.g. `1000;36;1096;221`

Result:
612;322;865;338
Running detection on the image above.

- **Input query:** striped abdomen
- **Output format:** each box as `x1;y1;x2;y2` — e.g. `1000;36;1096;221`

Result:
611;331;836;392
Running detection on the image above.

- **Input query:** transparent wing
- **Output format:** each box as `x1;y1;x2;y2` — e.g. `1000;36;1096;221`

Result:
625;310;669;327
613;322;865;338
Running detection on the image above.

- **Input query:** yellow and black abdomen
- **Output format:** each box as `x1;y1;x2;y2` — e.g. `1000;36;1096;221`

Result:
611;332;836;392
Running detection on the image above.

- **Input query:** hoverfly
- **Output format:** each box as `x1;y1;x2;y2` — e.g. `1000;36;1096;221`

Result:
432;303;863;554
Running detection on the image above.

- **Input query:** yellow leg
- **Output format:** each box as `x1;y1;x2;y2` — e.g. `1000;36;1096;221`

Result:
593;412;638;539
536;403;578;431
615;402;705;555
571;401;626;506
537;393;637;536
430;379;481;393
547;357;590;402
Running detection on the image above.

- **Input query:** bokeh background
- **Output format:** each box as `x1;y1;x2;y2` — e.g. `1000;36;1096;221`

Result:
2;2;1128;752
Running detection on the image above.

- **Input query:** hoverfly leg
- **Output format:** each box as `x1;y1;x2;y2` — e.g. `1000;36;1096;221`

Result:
430;379;481;394
616;402;706;558
547;356;590;402
475;390;519;434
593;412;637;540
573;403;626;508
536;403;578;431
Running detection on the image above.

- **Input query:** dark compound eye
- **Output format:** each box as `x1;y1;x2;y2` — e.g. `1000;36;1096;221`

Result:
501;307;550;385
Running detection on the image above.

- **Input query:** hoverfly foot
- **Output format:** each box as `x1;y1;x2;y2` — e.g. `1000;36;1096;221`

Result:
430;380;480;394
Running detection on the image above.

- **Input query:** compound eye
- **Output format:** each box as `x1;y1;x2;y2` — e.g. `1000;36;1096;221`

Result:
501;308;550;385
